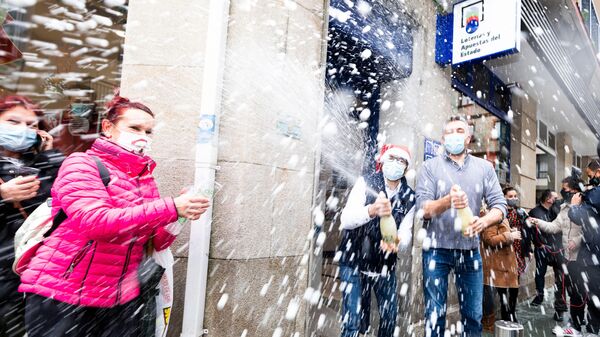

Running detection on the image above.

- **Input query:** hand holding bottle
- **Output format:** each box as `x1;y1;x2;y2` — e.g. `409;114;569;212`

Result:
368;192;391;218
380;238;399;253
450;185;468;209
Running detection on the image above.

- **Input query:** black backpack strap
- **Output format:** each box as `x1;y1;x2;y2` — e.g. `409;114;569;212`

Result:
44;155;111;238
91;156;110;186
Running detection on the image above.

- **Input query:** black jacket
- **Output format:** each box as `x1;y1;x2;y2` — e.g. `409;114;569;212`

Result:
569;186;600;266
529;204;562;251
0;150;63;280
338;173;415;273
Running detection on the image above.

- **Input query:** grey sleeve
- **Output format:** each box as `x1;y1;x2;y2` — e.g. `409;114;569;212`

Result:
415;161;436;211
483;164;507;217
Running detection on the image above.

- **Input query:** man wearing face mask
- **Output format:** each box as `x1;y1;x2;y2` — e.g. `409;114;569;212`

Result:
529;177;585;336
568;161;600;335
338;144;415;337
586;159;600;189
416;116;507;337
528;189;566;316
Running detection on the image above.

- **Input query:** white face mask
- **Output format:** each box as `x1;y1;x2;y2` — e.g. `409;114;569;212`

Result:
382;160;406;181
115;130;152;155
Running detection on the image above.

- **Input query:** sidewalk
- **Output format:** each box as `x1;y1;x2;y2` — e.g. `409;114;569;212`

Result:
484;294;597;337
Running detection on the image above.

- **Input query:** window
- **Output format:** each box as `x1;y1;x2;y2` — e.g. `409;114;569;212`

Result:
548;131;556;150
538;120;548;146
537;159;549;179
2;2;128;156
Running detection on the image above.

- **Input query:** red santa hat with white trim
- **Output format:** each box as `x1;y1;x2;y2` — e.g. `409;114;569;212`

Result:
376;144;412;172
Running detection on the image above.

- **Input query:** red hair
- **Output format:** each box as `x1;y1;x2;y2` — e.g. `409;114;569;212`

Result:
0;95;41;117
104;90;154;122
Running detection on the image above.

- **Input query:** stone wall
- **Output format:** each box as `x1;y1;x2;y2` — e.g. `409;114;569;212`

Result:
121;0;328;336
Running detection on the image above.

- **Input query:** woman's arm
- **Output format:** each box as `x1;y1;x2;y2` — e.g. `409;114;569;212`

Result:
56;153;178;241
533;217;561;234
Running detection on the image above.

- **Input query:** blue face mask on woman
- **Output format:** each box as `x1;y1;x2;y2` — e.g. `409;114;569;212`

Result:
444;133;466;155
0;123;38;153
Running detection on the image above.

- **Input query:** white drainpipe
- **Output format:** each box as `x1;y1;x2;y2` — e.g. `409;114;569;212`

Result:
181;0;230;336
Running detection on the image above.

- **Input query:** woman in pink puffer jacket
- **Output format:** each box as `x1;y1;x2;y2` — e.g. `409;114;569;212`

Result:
19;94;210;337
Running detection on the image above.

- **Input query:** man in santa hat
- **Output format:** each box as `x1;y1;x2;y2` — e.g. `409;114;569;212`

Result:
337;144;416;337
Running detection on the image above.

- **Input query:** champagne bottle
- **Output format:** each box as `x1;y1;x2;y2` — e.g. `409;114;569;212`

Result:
452;186;474;237
378;192;397;244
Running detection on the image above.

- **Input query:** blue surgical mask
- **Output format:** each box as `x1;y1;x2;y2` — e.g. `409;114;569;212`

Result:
382;161;406;181
444;133;466;155
0;123;38;153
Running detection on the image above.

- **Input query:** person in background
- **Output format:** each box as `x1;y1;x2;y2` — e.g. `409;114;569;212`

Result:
568;142;600;336
0;95;64;337
338;144;415;337
529;177;584;336
19;94;210;337
416;116;507;337
480;207;521;331
504;187;533;279
585;159;600;189
529;189;568;321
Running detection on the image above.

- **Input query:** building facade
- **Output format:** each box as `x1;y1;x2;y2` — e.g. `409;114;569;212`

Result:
1;0;599;336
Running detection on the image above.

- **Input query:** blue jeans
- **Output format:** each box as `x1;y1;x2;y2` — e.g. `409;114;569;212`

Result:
423;249;483;337
339;266;398;337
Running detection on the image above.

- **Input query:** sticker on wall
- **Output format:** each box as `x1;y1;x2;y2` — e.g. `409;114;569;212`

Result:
197;114;216;144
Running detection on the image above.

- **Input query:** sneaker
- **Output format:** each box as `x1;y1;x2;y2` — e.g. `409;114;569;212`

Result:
553;326;582;336
531;294;544;306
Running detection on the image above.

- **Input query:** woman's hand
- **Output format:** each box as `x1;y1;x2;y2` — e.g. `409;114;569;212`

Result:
0;175;40;202
37;130;53;151
571;193;583;206
173;194;210;220
527;217;539;227
509;229;522;241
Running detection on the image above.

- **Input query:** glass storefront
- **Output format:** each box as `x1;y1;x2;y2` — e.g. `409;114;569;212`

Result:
1;0;127;154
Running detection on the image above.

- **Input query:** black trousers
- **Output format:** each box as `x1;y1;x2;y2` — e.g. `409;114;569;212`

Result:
565;261;586;331
0;276;25;337
534;247;567;312
497;287;519;322
584;265;600;334
25;293;145;337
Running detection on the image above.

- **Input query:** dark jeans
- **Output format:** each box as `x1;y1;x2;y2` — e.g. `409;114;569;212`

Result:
534;247;567;312
583;264;600;334
565;261;586;331
482;285;495;317
0;277;25;337
24;293;144;337
339;266;398;337
423;249;483;337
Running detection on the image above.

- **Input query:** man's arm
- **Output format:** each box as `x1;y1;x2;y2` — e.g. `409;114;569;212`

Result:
468;165;507;235
416;162;451;220
340;177;372;230
422;195;452;219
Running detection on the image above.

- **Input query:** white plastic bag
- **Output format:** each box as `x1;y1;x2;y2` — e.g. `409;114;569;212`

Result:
153;248;174;337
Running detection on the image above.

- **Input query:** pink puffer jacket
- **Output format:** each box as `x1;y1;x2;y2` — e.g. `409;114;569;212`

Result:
19;138;178;307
